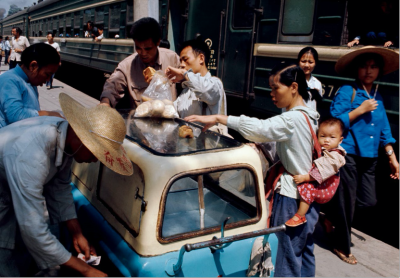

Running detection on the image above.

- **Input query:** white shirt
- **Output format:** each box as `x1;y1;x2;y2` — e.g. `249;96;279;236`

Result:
305;75;323;110
174;71;227;119
227;106;320;199
0;117;75;269
10;36;30;62
45;41;61;52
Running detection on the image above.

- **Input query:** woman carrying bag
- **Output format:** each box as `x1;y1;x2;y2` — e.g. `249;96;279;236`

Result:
328;46;399;264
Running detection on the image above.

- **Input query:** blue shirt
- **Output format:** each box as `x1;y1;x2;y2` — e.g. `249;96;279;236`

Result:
0;65;40;128
330;83;395;158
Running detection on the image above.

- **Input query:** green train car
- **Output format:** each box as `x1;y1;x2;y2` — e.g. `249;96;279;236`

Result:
0;0;398;139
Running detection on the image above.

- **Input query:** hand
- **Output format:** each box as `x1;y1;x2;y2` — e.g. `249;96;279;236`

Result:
347;40;359;48
184;115;218;131
82;266;108;277
384;41;394;48
15;48;22;53
63;256;107;277
72;233;97;261
165;66;187;83
144;74;153;84
389;157;399;179
359;99;378;113
99;98;111;107
293;174;308;184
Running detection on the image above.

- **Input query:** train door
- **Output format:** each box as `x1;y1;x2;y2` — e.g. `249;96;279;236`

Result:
170;0;259;100
218;0;258;99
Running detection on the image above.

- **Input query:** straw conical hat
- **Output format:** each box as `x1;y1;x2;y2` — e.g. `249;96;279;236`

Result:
59;93;133;176
335;46;399;76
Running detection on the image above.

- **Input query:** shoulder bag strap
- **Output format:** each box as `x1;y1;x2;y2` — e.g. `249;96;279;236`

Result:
301;112;321;159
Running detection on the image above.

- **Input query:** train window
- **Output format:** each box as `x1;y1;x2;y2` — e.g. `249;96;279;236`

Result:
281;0;316;35
95;6;105;23
232;0;256;29
59;15;64;28
109;4;121;31
127;2;134;23
74;12;81;28
84;9;91;24
66;13;71;27
160;168;259;242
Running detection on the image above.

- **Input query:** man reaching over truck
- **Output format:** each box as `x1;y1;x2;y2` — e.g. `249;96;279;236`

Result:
0;93;133;276
165;39;228;134
99;17;180;109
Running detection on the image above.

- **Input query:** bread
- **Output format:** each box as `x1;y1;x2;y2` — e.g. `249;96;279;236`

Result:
179;125;194;138
143;67;156;79
162;105;176;118
151;100;165;117
162;99;174;106
142;95;153;102
135;102;153;117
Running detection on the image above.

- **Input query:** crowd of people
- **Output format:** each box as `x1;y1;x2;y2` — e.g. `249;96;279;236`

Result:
0;16;398;277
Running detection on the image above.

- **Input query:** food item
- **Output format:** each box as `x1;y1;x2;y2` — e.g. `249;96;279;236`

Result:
142;95;153;102
134;102;153;117
151;100;165;117
179;125;194;138
162;99;174;106
162;105;176;119
143;67;156;80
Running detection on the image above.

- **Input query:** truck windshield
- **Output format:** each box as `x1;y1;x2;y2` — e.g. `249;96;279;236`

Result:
119;110;242;156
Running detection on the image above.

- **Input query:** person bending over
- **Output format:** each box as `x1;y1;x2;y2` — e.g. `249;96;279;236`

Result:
286;118;346;227
0;93;133;277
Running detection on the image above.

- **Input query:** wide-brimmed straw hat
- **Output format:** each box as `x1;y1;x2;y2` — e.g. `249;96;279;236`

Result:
335;46;399;76
59;93;133;176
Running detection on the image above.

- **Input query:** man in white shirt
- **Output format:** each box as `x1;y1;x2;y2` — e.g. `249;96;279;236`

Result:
166;39;228;134
9;27;30;69
45;32;61;89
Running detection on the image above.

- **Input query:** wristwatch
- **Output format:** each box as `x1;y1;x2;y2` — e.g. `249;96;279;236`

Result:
386;149;394;156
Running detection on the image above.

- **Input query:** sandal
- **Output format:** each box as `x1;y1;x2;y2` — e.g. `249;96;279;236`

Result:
285;213;307;227
333;249;357;265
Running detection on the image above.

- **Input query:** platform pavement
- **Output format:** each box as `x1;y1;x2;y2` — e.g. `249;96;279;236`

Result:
0;61;399;277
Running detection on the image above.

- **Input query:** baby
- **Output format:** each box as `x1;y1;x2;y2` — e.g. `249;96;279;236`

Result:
286;117;346;227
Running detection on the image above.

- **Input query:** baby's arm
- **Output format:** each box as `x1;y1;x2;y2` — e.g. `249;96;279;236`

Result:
293;173;316;184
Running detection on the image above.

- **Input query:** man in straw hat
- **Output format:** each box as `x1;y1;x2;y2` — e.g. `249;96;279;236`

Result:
326;46;399;265
0;93;132;276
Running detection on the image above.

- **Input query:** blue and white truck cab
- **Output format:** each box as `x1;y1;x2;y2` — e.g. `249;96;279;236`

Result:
70;110;285;277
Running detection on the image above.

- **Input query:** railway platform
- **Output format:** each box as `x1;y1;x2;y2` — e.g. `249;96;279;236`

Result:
0;62;398;277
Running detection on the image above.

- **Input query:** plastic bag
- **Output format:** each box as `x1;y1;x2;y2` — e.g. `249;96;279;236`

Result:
134;99;179;118
135;70;179;118
142;70;173;101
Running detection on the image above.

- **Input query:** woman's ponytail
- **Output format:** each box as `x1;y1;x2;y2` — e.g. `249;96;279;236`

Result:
270;64;310;102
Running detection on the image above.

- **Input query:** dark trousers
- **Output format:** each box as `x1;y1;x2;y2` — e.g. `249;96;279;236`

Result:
9;60;21;70
271;193;320;277
324;154;377;255
4;50;10;65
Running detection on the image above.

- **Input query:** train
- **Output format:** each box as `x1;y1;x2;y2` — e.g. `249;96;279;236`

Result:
0;0;398;139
